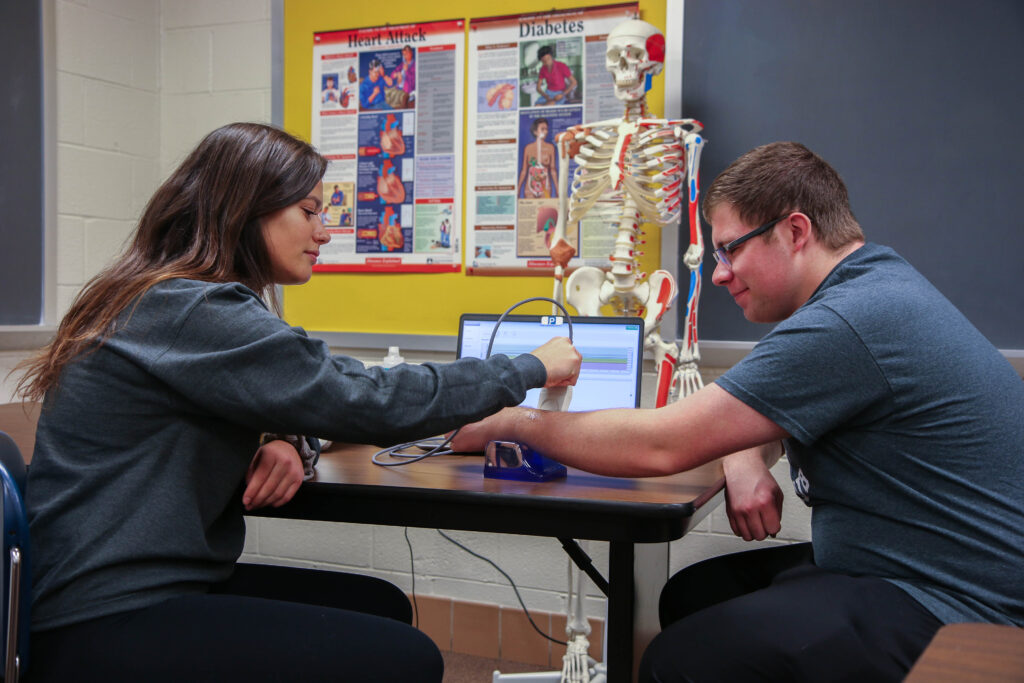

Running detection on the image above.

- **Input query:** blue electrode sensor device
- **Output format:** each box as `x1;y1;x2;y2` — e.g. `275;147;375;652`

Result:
483;440;567;481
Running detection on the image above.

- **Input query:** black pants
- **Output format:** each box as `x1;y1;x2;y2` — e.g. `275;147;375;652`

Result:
28;563;443;683
639;544;942;683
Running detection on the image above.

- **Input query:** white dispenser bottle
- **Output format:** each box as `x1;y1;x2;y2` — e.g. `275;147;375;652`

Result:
381;346;404;369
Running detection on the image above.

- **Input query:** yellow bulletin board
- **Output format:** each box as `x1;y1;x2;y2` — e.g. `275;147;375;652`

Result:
282;0;669;335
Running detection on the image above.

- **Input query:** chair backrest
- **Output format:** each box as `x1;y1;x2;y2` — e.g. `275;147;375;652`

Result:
0;432;30;682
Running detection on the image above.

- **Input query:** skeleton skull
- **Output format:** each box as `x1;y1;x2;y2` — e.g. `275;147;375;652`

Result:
605;19;665;103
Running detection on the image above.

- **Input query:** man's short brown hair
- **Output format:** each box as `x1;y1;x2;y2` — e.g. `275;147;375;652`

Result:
703;142;864;249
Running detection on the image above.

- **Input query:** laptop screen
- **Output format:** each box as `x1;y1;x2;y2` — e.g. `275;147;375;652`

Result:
456;314;644;411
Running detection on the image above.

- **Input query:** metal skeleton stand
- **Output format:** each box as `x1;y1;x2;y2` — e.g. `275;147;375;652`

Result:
548;19;707;407
497;19;708;683
492;539;608;683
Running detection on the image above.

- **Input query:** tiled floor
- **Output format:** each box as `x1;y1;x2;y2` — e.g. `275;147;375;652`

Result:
442;651;552;682
415;594;603;672
414;592;604;681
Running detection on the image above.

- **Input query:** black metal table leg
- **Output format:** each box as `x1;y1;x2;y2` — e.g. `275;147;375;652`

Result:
606;540;635;683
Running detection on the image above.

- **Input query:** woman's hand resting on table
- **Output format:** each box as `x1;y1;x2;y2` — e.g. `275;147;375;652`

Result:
243;439;305;511
529;337;582;387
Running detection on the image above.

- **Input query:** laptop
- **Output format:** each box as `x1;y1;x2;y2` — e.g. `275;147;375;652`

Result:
456;314;644;411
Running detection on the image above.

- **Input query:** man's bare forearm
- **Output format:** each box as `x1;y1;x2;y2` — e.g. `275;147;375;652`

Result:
453;385;789;479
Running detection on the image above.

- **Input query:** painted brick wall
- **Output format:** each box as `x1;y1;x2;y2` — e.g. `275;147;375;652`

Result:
54;0;161;318
160;0;272;173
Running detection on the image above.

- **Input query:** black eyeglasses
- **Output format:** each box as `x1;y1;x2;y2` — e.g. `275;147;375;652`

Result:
712;215;788;267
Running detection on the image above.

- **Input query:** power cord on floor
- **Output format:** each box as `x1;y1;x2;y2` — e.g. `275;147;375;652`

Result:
402;526;568;645
405;526;419;629
438;529;568;647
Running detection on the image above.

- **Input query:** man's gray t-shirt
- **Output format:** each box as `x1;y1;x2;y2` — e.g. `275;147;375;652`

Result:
717;243;1024;626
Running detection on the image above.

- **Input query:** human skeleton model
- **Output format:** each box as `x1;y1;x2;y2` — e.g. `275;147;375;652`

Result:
498;22;707;683
548;19;706;407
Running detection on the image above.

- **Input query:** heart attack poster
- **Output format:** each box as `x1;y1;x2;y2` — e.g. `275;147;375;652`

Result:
311;20;463;272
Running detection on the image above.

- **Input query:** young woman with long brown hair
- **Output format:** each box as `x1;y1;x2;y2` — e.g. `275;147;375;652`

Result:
17;122;580;682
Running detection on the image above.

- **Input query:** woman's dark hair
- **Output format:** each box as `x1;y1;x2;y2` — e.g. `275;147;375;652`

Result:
16;122;327;401
530;117;549;137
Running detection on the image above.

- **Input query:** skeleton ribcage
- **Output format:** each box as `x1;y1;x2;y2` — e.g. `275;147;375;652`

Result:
567;122;685;226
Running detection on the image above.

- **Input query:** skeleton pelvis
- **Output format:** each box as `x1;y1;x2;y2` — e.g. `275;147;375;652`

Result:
565;267;607;316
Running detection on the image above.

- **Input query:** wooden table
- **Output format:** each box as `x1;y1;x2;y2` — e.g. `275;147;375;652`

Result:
904;623;1024;681
252;442;725;683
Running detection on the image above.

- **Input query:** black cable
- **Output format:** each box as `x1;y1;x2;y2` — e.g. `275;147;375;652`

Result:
484;296;574;358
438;529;567;647
404;526;418;629
372;435;452;467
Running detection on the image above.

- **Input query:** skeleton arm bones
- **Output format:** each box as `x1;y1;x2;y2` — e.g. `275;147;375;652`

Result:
549;126;587;307
676;128;707;397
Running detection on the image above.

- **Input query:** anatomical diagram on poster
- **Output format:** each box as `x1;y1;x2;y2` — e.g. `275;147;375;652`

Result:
465;2;638;274
311;19;464;272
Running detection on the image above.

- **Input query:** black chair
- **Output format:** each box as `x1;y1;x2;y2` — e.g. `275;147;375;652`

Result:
0;432;29;682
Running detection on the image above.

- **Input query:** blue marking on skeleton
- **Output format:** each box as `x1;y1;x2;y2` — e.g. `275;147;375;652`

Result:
688;270;697;299
690;178;697;201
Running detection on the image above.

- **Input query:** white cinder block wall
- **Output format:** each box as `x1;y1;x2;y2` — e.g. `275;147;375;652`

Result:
54;0;161;315
22;0;812;623
160;0;273;173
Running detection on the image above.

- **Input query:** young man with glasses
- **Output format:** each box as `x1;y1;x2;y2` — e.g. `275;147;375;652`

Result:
452;142;1024;682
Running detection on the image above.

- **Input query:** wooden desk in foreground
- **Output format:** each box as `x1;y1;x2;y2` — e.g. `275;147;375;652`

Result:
904;623;1024;682
252;443;725;683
